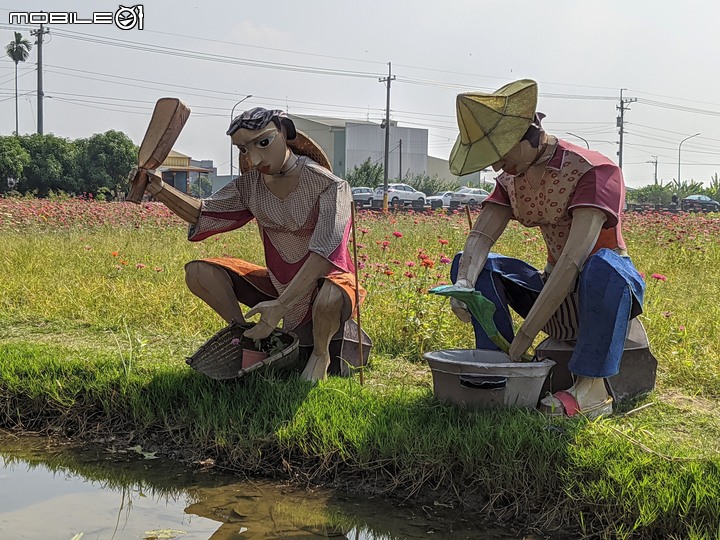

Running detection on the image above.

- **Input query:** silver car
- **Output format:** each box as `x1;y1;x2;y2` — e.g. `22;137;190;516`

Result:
451;187;490;205
373;183;426;205
352;187;374;207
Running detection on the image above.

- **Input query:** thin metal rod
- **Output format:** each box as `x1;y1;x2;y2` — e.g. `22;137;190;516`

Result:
350;202;365;385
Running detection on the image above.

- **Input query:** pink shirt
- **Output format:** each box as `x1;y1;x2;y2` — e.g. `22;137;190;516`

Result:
484;139;627;264
187;159;353;329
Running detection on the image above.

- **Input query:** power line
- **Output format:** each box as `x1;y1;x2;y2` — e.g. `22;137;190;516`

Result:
47;28;383;80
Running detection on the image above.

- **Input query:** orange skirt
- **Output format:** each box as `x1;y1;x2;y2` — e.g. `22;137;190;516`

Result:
201;257;366;324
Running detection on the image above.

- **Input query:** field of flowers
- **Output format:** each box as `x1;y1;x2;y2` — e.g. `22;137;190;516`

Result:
2;197;720;538
1;197;719;375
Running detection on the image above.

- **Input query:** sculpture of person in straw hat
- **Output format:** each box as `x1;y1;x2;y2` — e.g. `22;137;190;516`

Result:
448;80;645;418
143;106;367;382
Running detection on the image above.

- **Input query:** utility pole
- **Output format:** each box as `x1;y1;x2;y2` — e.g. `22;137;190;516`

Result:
379;62;395;212
30;24;50;135
398;138;402;180
646;155;658;185
616;88;636;169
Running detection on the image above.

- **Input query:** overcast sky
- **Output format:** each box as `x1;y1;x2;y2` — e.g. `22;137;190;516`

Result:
2;0;720;188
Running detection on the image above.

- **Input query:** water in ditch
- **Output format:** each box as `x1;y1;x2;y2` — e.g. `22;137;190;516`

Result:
0;433;546;540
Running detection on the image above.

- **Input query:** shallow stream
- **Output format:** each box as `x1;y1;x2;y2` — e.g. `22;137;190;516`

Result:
0;433;540;540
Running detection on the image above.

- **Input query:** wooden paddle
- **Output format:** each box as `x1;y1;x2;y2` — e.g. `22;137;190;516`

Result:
126;98;191;203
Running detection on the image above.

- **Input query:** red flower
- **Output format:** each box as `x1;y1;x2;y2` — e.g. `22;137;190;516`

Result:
438;238;449;245
440;256;452;264
392;231;403;238
111;251;119;257
651;273;667;282
404;271;415;279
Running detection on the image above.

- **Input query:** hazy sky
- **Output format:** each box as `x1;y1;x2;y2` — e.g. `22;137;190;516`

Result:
2;0;719;188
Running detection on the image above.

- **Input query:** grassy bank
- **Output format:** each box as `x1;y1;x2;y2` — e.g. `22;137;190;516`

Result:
1;198;720;539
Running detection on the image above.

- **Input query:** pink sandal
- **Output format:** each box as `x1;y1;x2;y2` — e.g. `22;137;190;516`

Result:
540;390;613;419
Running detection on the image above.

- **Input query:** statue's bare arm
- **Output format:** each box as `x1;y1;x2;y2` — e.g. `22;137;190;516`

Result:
508;207;607;360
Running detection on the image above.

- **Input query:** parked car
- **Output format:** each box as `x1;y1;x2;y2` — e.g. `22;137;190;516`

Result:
426;191;454;208
680;194;720;212
450;187;490;205
351;187;374;206
373;183;426;205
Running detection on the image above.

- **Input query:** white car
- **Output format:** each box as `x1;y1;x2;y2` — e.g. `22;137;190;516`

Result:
373;183;426;205
450;187;490;205
426;191;454;208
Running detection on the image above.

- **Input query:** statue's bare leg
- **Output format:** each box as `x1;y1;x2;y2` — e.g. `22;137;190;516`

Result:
185;261;244;324
301;281;344;382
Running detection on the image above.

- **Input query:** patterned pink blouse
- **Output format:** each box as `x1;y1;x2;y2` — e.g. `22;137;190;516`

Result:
484;139;627;264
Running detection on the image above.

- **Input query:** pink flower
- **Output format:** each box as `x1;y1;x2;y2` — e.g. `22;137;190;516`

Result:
405;261;416;267
438;238;449;245
231;338;241;346
392;231;403;238
135;263;146;269
651;273;667;282
440;256;452;264
154;267;163;272
404;271;415;279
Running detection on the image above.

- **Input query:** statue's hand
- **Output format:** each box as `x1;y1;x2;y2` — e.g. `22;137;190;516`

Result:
244;299;287;339
450;297;472;323
449;278;473;323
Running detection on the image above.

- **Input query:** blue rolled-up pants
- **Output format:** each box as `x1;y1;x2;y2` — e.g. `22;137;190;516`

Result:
450;249;645;379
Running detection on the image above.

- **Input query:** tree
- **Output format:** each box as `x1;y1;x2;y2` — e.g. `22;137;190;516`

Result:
17;134;79;196
5;32;32;136
0;136;31;192
406;172;459;198
75;130;137;195
345;157;384;188
190;174;213;197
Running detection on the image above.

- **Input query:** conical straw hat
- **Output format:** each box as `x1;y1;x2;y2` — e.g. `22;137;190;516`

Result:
449;79;538;176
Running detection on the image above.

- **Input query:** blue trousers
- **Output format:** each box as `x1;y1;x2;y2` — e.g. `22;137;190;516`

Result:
450;249;645;378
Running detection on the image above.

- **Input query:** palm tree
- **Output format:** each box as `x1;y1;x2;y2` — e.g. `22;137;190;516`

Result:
5;32;33;136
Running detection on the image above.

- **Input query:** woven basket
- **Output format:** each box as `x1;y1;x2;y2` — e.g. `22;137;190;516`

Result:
186;322;300;380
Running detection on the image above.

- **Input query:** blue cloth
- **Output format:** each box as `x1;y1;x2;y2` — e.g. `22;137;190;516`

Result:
450;249;645;378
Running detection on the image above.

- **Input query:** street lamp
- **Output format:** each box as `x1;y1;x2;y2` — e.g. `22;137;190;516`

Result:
566;132;589;149
229;95;253;179
677;132;700;185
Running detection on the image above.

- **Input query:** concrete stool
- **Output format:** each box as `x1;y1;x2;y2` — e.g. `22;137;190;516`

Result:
535;318;657;404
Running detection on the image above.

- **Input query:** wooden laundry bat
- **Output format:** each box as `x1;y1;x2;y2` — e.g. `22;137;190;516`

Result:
126;97;191;203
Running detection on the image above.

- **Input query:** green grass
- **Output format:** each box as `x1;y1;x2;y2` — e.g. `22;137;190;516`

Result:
1;202;720;539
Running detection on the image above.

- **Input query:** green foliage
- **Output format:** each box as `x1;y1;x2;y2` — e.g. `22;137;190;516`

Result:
4;32;32;64
75;130;137;196
6;132;138;197
0;136;30;191
189;174;213;197
345;157;384;188
405;172;458;198
630;178;720;206
16;134;79;197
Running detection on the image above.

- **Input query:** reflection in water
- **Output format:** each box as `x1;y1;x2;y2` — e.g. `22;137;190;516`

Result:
0;434;530;540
